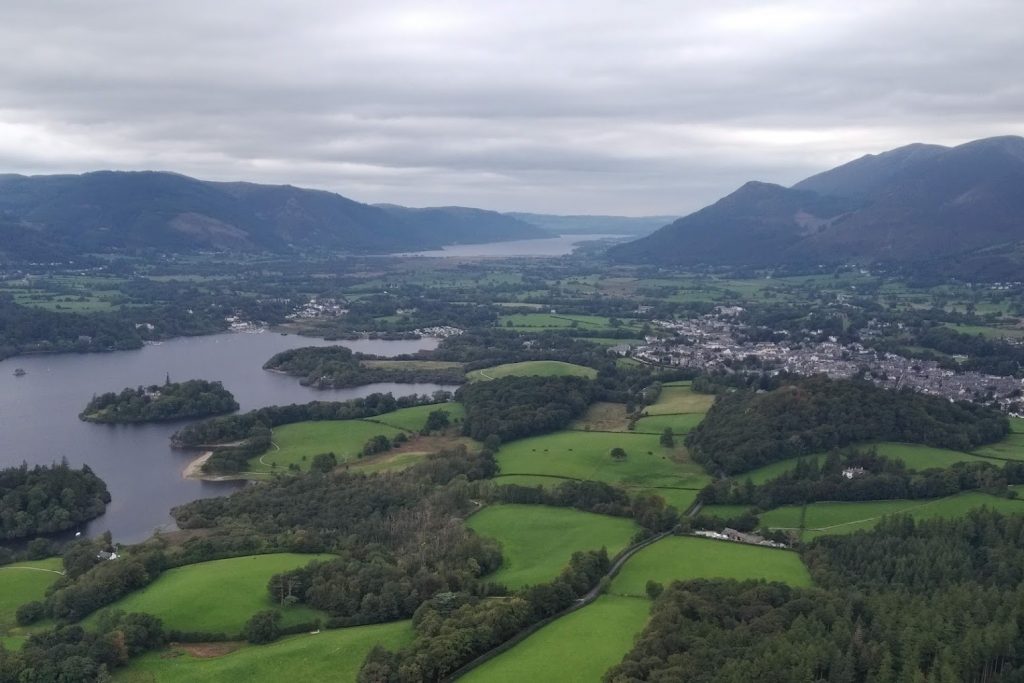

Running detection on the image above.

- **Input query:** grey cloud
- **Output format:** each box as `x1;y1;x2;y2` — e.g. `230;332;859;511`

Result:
0;0;1022;214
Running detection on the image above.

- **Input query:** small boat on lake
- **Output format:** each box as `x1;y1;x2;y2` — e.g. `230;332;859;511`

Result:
13;368;26;377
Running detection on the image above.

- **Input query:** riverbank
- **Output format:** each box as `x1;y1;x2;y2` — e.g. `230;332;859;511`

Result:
182;452;213;480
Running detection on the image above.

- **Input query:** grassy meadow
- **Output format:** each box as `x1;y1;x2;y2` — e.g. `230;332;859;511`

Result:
362;402;465;431
759;492;1024;539
632;413;706;435
643;384;714;416
0;558;63;649
459;595;651;683
86;554;333;634
467;504;639;588
114;620;413;683
609;536;811;596
258;420;407;472
495;430;711;491
466;360;597;381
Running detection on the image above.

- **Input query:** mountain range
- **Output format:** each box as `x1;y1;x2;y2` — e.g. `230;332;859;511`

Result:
610;135;1024;276
0;171;547;260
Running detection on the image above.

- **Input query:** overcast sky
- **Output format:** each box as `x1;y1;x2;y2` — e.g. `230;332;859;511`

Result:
1;1;1021;215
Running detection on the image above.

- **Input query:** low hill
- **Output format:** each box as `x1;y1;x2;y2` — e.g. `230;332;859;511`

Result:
0;171;544;259
610;135;1024;272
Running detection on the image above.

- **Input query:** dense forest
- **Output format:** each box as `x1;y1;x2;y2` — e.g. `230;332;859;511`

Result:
686;376;1009;474
608;510;1024;682
0;461;110;540
263;346;466;388
79;379;238;423
456;375;598;442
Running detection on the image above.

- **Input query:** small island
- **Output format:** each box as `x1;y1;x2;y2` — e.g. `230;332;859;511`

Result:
0;460;111;540
79;378;239;423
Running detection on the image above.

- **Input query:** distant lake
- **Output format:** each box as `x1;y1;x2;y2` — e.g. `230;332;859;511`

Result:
0;332;454;544
401;233;630;258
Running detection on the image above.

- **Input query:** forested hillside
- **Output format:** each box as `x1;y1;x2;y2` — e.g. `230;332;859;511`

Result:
685;376;1008;474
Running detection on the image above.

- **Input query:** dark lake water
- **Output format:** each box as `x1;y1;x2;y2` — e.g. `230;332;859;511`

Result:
401;233;629;257
0;332;453;544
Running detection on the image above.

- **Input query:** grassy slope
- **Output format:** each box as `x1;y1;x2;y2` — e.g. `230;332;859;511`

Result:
361;402;465;431
467;505;638;589
632;413;705;435
760;492;1024;539
114;621;413;683
643;385;714;416
0;558;62;649
495;430;711;491
86;554;333;634
459;595;651;683
741;442;1001;484
971;432;1024;461
260;421;407;471
466;360;597;382
610;536;811;596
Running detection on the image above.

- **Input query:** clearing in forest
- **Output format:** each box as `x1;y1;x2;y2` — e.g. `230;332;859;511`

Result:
466;504;638;589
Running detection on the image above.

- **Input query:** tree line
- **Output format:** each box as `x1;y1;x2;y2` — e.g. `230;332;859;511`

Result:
456;375;598;442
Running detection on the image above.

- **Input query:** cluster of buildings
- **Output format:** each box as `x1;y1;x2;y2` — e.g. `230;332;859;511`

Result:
632;310;1024;414
693;528;788;549
285;297;349;320
414;325;463;338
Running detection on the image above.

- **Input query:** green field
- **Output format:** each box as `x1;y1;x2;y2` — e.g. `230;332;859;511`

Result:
740;442;997;484
259;420;407;472
114;620;413;683
460;595;651;683
0;558;63;649
362;402;466;431
760;492;1024;539
466;360;597;382
610;536;811;596
971;432;1024;461
497;313;640;331
467;505;639;588
87;554;333;634
643;385;714;416
496;430;711;492
632;413;705;435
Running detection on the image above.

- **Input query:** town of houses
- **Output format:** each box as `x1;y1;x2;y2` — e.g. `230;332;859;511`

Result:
627;309;1024;415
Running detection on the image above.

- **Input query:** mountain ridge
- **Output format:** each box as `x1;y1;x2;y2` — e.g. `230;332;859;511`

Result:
609;135;1024;273
0;171;547;259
